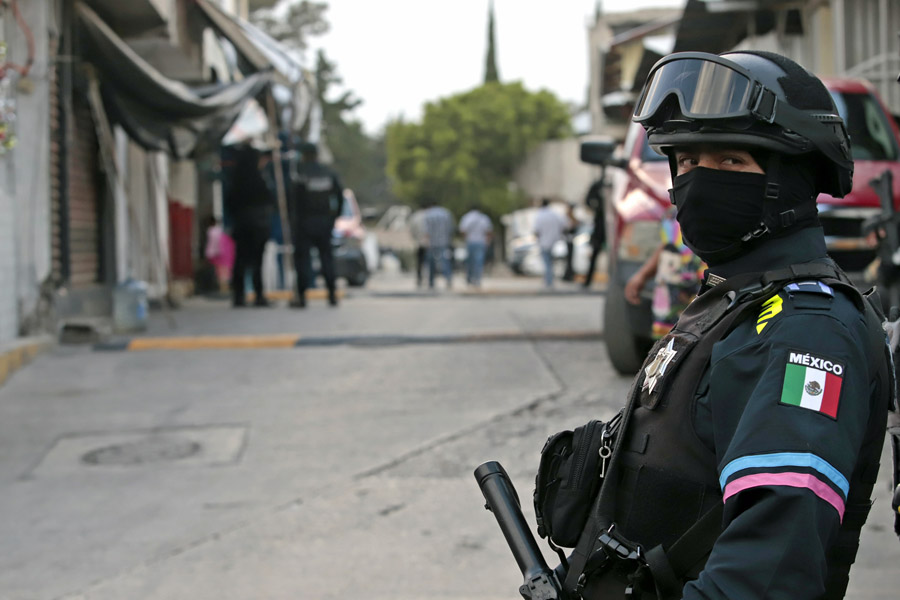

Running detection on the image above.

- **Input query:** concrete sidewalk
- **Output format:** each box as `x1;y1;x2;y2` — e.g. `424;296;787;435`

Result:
0;272;613;600
110;271;606;346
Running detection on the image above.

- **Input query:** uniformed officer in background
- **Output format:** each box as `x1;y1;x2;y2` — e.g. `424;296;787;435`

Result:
289;142;345;308
561;51;894;600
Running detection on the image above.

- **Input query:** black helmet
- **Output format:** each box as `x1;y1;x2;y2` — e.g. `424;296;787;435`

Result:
633;50;853;198
299;141;318;157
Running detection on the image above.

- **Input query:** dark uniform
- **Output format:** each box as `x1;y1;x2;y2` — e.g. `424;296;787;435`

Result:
685;235;886;599
290;150;344;306
576;227;890;599
556;50;895;600
582;180;606;289
227;145;274;307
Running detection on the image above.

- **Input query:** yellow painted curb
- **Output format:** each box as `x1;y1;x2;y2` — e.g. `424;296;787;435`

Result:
0;340;50;387
573;272;609;284
246;289;346;302
127;334;300;351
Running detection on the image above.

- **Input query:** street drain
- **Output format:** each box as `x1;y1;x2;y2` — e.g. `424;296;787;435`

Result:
81;437;201;466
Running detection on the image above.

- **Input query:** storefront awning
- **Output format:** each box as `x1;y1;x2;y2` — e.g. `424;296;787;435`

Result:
77;2;271;158
191;0;319;142
193;0;305;88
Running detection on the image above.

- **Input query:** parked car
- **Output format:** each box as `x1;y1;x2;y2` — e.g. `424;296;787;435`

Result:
506;226;594;277
588;78;900;374
503;205;594;277
332;189;369;287
310;189;369;287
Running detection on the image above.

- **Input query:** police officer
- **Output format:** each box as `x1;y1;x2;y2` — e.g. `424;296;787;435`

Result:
582;179;606;290
227;144;274;308
562;51;894;600
290;142;344;307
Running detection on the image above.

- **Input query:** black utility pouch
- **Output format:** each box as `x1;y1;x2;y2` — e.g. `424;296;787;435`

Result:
534;411;622;548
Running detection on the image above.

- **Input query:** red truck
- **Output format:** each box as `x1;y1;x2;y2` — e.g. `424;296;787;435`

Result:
586;77;900;374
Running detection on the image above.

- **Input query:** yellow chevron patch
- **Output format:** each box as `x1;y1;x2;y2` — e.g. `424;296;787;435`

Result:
757;294;783;334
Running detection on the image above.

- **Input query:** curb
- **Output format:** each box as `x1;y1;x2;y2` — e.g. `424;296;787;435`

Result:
246;289;345;303
370;288;607;299
0;335;54;387
95;330;604;352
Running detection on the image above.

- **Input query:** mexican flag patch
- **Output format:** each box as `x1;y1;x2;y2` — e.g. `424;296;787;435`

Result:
779;352;843;418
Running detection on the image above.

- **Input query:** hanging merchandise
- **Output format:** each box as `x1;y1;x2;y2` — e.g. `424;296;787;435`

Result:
0;0;35;156
0;49;17;155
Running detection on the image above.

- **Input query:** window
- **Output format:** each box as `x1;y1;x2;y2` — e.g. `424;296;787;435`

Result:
829;91;899;161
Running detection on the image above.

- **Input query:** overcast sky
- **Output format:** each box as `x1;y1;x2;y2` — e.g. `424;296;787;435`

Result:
305;0;687;135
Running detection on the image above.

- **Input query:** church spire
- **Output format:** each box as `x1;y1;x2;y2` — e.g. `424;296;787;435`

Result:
484;0;500;84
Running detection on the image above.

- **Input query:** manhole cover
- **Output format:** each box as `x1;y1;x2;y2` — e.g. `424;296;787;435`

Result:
82;437;201;466
30;426;246;476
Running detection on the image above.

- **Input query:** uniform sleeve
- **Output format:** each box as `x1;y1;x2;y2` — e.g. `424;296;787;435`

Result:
683;304;873;600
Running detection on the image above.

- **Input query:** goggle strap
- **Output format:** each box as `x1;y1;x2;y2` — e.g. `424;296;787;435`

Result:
751;87;777;123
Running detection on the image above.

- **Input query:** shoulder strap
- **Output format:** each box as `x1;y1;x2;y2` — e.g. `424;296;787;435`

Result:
644;503;724;600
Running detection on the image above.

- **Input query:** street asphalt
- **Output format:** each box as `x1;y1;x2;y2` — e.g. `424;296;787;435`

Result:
0;270;897;599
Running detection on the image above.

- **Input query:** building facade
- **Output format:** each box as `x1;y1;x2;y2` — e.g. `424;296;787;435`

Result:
0;0;304;344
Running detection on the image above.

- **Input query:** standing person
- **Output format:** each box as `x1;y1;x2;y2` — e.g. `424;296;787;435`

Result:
562;202;578;282
409;207;429;288
533;198;569;288
226;144;273;308
424;202;455;290
459;205;493;287
290;142;344;308
582;179;606;289
545;51;893;600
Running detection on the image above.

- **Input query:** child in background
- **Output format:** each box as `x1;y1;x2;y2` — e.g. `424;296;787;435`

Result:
204;216;235;293
624;210;705;338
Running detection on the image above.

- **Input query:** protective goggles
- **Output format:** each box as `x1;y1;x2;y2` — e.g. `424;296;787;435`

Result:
633;52;778;124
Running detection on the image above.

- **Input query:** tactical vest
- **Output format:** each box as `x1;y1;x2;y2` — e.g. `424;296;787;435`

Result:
295;164;338;219
566;262;893;600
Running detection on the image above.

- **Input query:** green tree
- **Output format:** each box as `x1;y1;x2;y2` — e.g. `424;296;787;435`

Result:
314;50;397;210
250;1;329;52
386;82;571;220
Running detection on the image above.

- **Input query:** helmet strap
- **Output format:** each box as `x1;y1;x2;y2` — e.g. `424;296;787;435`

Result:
758;153;819;237
758;153;782;236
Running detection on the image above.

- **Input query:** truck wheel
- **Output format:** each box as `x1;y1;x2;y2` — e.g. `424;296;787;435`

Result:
603;281;650;375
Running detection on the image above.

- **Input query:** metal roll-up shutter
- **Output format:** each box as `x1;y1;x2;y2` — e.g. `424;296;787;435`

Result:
67;93;101;288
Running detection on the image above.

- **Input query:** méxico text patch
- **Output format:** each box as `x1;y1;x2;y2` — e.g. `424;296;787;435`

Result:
779;351;843;418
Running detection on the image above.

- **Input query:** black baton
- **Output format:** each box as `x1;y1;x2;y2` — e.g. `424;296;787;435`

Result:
474;461;565;599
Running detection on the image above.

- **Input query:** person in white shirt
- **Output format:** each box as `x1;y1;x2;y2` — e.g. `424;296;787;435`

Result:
459;206;493;287
533;198;570;288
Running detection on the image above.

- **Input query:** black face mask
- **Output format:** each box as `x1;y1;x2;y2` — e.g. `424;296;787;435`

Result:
670;167;767;265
